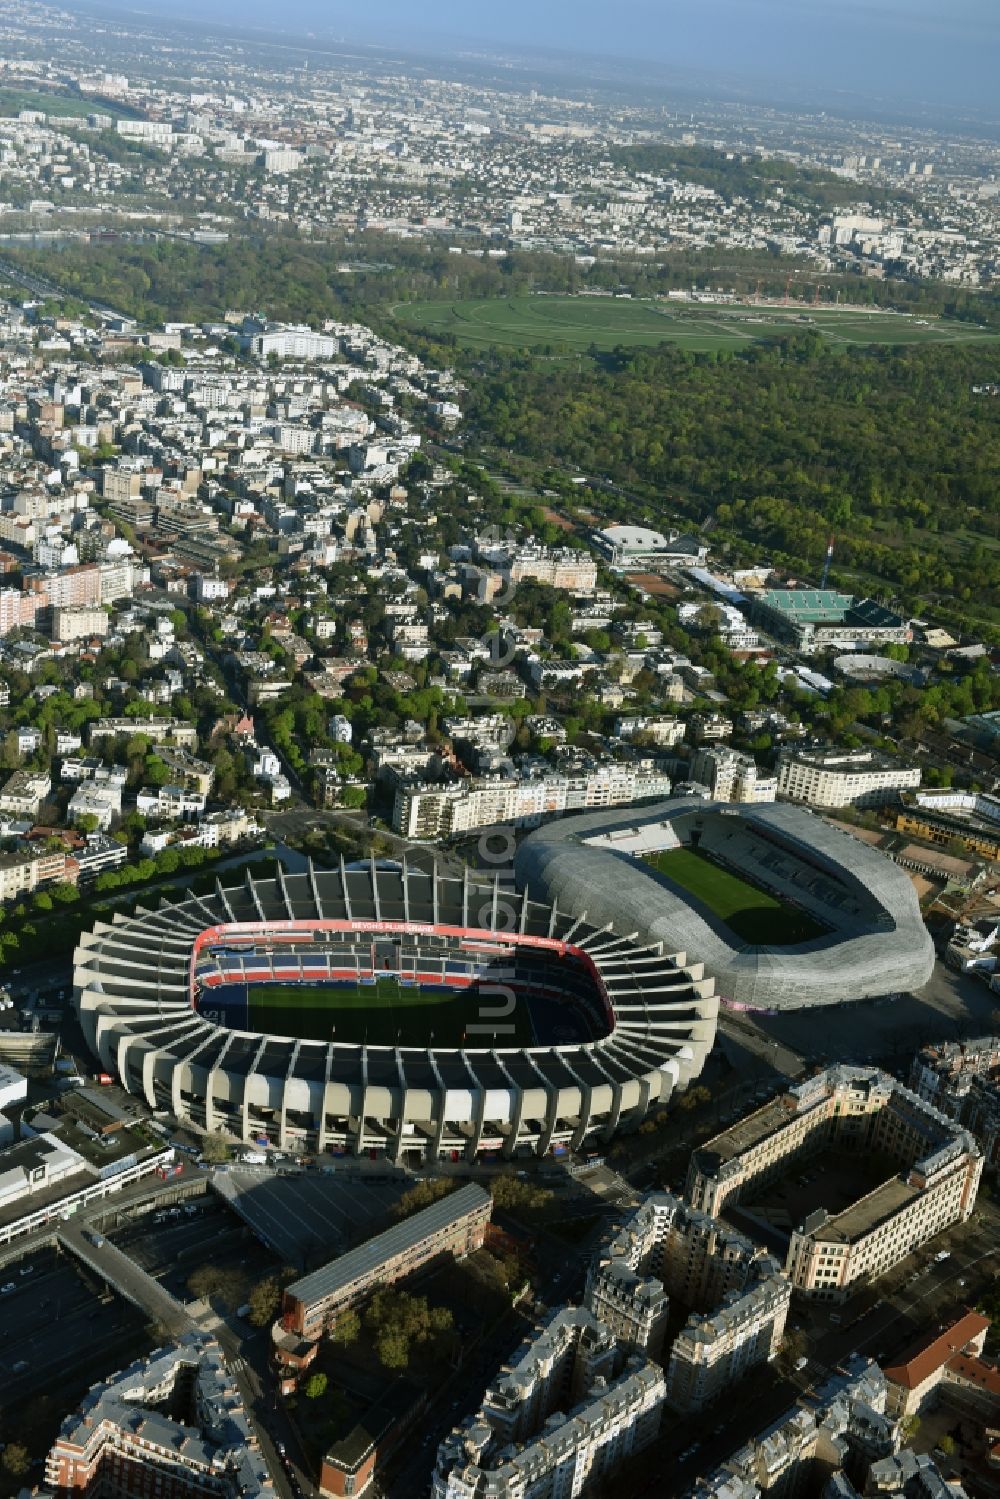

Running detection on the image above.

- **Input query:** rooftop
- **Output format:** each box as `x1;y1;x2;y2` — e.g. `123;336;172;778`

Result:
699;1097;796;1163
814;1174;919;1244
286;1182;491;1313
883;1312;990;1390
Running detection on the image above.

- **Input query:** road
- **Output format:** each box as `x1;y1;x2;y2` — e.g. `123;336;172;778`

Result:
0;1245;150;1404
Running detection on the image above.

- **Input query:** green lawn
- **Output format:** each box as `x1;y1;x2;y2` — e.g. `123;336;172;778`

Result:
647;847;828;945
393;295;999;355
247;978;536;1047
0;88;132;120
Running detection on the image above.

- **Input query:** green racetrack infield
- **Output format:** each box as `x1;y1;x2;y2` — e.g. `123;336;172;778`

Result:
393;294;1000;354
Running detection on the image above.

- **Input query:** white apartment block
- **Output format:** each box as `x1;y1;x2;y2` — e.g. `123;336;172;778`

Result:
89;718;198;750
689;747;777;804
251;325;337;360
0;847;67;900
393;766;673;839
614;715;686;748
776;747;920;810
68;778;123;832
0;770;51;818
52;607;109;643
136;784;207;821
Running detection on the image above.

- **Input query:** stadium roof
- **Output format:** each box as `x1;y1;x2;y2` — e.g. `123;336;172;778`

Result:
515;800;935;1011
286;1183;491;1312
757;590;905;629
758;589;853;619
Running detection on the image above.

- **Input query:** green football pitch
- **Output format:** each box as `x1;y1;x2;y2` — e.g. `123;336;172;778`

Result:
393;294;1000;355
247;978;537;1047
647;847;828;946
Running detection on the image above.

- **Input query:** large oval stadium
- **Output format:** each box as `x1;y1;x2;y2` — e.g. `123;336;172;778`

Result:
73;859;718;1159
515;799;936;1011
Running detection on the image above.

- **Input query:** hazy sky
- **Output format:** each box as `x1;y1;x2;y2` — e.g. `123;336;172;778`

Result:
159;0;997;114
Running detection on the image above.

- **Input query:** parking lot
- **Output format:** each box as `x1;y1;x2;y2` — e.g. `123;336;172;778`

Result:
215;1169;410;1269
111;1196;280;1299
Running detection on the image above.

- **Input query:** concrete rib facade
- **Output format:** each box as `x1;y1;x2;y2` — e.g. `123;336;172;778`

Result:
72;858;718;1160
514;800;935;1011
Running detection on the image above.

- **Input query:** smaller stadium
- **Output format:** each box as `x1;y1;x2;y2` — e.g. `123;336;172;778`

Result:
515;800;936;1011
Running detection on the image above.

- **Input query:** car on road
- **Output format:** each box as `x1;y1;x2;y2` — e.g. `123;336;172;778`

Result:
0;1283;15;1294
18;1265;31;1276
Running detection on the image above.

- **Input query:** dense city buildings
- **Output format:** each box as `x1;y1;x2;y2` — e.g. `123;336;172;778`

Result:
432;1307;664;1499
909;1037;1000;1167
46;1334;276;1499
586;1193;790;1412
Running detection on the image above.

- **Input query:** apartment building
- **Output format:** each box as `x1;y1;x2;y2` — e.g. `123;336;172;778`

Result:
689;746;777;804
909;1037;1000;1168
699;1359;897;1498
250;324;337;360
89;718;198;750
280;1184;491;1345
51;606;109;642
507;547;598;593
0;769;51;817
41;564;103;611
686;1067;982;1302
433;1307;664;1499
68;776;123;832
0;587;39;635
393;766;673;839
46;1333;275;1499
136;784;207;821
150;748;216;796
0;846;67;900
614;715;686;747
667;1275;792;1413
776;746;920;810
586;1193;789;1412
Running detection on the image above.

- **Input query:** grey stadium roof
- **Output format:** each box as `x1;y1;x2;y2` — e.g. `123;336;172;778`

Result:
514;800;935;1011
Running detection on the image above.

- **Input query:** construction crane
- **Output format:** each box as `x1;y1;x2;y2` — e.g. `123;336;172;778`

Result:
820;535;835;589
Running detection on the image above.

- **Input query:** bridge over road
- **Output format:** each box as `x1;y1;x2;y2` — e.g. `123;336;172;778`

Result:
57;1221;197;1340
